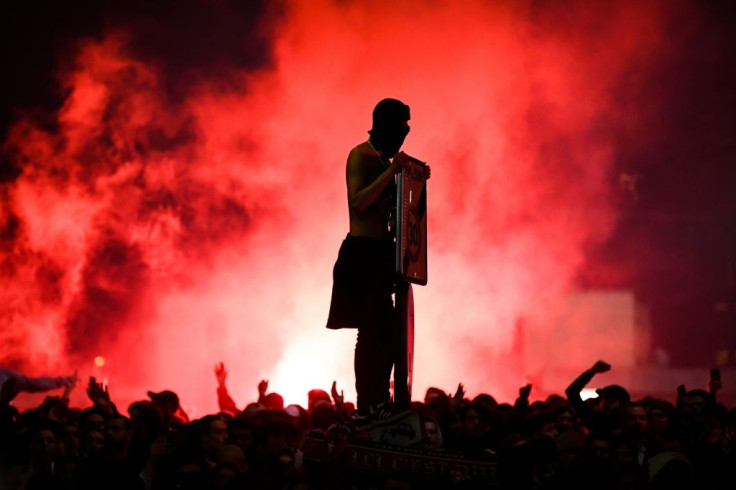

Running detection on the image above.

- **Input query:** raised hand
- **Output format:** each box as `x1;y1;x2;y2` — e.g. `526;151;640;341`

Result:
331;380;344;409
258;379;268;397
86;376;111;406
453;382;465;401
65;371;80;389
214;362;228;387
519;383;532;401
591;360;611;375
61;370;79;404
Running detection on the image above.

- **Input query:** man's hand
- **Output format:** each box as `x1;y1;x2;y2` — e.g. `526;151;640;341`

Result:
86;376;111;406
258;380;268;397
590;360;611;375
392;152;412;172
214;362;228;388
61;370;79;404
709;369;722;396
453;383;465;401
145;436;173;468
65;371;79;389
1;378;19;407
331;381;344;410
519;383;532;401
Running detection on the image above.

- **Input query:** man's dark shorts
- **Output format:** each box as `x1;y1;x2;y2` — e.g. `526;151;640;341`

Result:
326;234;395;330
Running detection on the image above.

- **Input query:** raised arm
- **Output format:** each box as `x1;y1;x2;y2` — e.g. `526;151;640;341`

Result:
566;361;611;408
0;367;74;393
214;362;240;416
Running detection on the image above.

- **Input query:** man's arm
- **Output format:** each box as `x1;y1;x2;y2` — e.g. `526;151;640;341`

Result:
214;362;240;416
0;367;73;393
347;149;407;214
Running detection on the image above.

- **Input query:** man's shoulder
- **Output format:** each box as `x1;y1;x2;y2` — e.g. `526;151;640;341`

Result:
349;141;374;157
348;141;381;167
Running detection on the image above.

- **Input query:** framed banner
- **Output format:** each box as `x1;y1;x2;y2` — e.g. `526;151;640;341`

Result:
394;156;427;408
395;158;429;285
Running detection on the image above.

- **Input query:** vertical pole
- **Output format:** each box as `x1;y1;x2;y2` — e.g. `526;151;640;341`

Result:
394;281;412;409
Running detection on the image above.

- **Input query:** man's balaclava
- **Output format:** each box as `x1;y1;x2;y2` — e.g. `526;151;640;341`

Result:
369;98;410;158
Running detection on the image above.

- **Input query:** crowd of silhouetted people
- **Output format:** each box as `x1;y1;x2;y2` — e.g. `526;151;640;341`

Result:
1;360;734;489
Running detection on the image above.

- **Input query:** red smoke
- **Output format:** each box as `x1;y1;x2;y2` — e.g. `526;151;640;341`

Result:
1;0;687;413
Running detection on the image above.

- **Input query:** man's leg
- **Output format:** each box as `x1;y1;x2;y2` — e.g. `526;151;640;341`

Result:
355;320;394;415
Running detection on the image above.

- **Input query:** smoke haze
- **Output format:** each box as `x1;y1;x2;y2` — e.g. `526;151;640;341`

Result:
1;0;732;412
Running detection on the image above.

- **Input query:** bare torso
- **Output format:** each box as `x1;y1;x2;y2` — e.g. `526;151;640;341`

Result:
346;141;396;240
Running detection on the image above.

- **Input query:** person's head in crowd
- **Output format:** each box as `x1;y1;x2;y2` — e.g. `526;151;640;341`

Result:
584;433;613;462
700;402;728;439
620;402;649;439
648;451;694;490
678;388;711;417
459;403;491;438
195;414;228;459
285;404;311;440
262;392;284;411
499;437;558;489
147;389;179;415
490;403;517;438
420;415;443;450
310;403;339;431
83;430;105;459
554;429;586;474
104;414;133;459
307;389;331;412
227;417;256;454
472;393;498;414
148;389;188;425
528;400;550;416
615;464;649;490
56;456;80;488
216;444;247;473
38;396;70;424
127;400;164;442
211;463;239;489
645;399;678;440
545;394;569;411
611;437;637;468
341;401;356;418
79;407;105;435
325;421;354;449
524;412;558;440
58;422;80;459
595;385;630;413
553;405;577;434
259;419;301;457
243;402;263;418
424;387;448;405
28;422;59;471
171;458;207;489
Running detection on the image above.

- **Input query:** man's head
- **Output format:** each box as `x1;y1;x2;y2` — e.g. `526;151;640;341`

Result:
147;390;180;416
369;98;410;158
198;415;228;456
595;384;630;412
105;414;133;453
307;389;331;412
620;403;649;437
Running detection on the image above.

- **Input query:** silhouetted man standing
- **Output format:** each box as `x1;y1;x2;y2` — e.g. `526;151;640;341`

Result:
326;98;413;417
